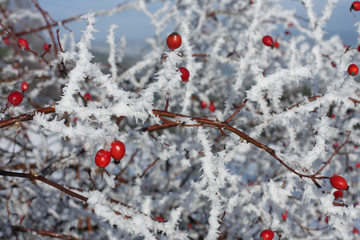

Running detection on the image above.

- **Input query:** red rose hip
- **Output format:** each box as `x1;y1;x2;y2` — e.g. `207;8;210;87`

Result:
43;43;50;51
333;190;343;199
351;1;360;11
200;101;207;109
21;81;28;92
179;67;190;82
348;64;359;76
95;149;111;168
167;32;182;50
84;93;93;101
262;35;274;47
17;38;29;50
8;91;23;106
260;229;274;240
3;37;10;45
330;175;349;190
209;102;215;112
110;140;126;162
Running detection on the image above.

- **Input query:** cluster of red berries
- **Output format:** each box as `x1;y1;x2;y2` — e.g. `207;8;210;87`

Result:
166;32;190;82
257;175;349;239
200;100;215;112
6;81;28;107
330;175;349;202
200;101;216;112
2;36;51;52
95;140;126;168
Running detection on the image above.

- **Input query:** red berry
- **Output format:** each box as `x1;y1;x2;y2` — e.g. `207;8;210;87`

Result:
330;175;349;190
43;43;50;51
351;1;360;11
354;227;359;234
21;81;28;92
166;32;182;50
110;140;126;162
17;38;29;50
7;91;23;106
179;67;190;82
325;216;329;223
357;45;360;52
200;101;207;109
84;93;93;101
209;102;215;112
95;149;111;168
262;35;274;47
3;37;10;45
155;216;164;222
333;190;343;200
331;61;336;68
281;210;287;221
274;42;280;48
356;163;360;169
348;64;359;76
260;229;274;240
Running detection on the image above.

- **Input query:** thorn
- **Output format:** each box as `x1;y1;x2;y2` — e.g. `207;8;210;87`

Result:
59;191;65;198
30;169;38;177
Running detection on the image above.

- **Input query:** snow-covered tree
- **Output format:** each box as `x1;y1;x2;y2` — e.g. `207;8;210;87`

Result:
1;0;360;239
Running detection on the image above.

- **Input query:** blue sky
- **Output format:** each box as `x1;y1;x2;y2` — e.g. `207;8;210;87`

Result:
37;0;360;47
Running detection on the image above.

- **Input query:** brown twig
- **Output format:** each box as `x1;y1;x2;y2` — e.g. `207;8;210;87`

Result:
12;225;86;240
164;92;170;111
0;22;53;67
57;28;64;53
217;211;227;239
349;97;360;106
224;99;248;124
31;0;58;55
312;132;350;176
0;106;55;129
0;169;88;202
149;109;329;182
139;158;160;178
288;95;323;110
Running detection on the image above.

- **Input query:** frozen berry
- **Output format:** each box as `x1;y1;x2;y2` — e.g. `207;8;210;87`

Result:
110;140;126;162
95;149;111;168
179;67;190;82
260;229;274;240
21;81;28;92
167;32;182;50
8;91;23;106
262;35;274;47
17;38;29;50
348;64;359;76
330;175;349;190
